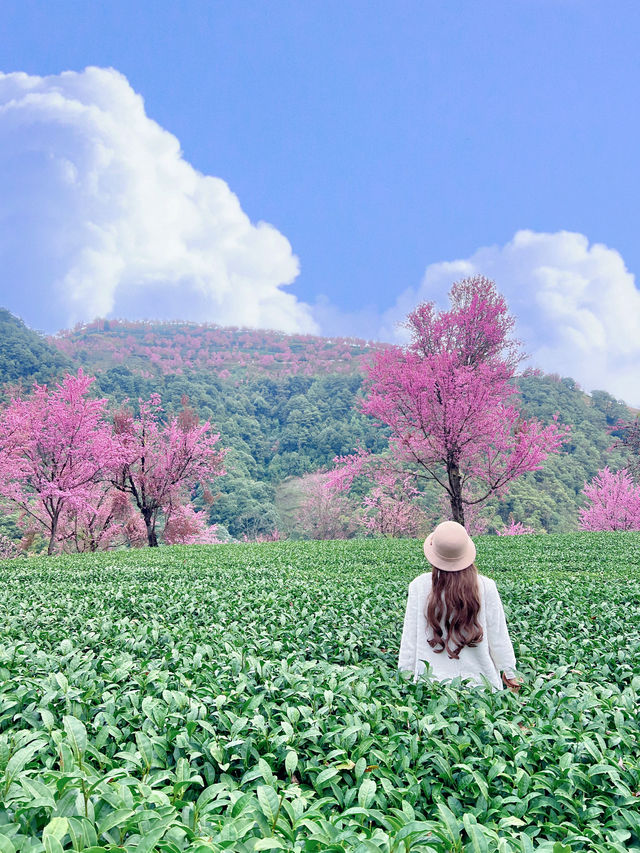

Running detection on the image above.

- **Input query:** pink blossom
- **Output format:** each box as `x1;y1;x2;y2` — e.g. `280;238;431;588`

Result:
578;467;640;531
497;519;536;536
163;504;222;544
358;276;570;527
111;395;227;546
295;470;359;540
317;452;429;538
57;487;147;553
0;370;123;555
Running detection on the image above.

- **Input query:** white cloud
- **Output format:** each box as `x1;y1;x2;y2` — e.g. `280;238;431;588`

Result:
1;72;635;404
378;230;640;406
0;67;318;334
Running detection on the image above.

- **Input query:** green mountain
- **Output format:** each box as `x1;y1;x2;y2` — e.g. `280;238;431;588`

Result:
0;309;71;393
0;311;633;538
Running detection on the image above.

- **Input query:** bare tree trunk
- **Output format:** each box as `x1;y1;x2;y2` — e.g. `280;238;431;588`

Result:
48;514;59;556
447;462;466;527
143;508;158;547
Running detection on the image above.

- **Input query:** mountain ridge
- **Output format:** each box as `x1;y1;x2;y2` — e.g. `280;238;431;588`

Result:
48;318;389;379
0;308;634;538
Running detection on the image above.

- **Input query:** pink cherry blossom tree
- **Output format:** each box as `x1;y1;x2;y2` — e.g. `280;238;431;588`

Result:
110;394;227;546
361;471;428;537
609;416;640;479
56;487;147;553
295;470;359;540
356;276;571;527
326;448;428;537
0;370;122;555
497;518;537;536
0;533;21;559
162;503;222;545
578;466;640;531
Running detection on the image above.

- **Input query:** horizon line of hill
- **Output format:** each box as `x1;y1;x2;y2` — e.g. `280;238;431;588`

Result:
0;307;636;542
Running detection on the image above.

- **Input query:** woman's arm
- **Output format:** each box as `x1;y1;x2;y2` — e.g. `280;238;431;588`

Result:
502;671;522;692
486;579;521;688
398;580;418;674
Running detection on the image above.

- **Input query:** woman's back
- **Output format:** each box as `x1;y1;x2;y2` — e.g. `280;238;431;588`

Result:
398;569;518;691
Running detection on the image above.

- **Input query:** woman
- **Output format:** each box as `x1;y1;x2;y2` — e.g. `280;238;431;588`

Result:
398;520;522;692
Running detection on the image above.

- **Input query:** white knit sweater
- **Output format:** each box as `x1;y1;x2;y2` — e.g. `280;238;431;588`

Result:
398;572;517;691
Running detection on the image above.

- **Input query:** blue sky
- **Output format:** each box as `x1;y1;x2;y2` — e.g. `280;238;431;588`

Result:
2;0;640;402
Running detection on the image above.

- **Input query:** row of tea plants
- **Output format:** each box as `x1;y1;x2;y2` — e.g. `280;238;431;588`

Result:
1;533;639;852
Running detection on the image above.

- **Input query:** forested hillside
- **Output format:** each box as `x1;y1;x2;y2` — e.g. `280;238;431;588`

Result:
0;312;633;538
50;318;386;378
0;309;71;393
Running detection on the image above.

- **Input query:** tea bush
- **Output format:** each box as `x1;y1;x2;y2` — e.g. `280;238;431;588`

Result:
1;533;639;852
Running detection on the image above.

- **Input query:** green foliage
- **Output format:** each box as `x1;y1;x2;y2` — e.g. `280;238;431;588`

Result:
91;367;637;537
0;513;23;547
495;375;631;532
0;312;636;537
93;370;388;538
0;310;71;396
1;533;639;851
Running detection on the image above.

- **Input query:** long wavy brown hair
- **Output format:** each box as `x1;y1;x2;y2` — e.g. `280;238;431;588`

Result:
425;563;483;659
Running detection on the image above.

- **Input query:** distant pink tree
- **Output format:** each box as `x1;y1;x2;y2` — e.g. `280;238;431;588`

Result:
361;470;428;537
327;449;428;537
356;276;571;527
578;467;640;531
111;395;227;546
241;527;285;543
295;470;359;540
609;416;640;479
162;504;222;545
0;371;122;555
497;518;536;536
0;534;21;559
325;447;371;493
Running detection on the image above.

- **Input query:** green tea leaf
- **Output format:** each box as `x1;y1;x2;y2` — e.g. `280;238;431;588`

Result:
436;802;461;843
285;751;298;776
0;836;16;853
63;716;87;760
257;786;280;824
253;840;285;851
97;809;136;836
4;740;47;788
357;778;376;809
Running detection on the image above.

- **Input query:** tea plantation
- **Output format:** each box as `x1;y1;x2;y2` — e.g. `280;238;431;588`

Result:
1;534;639;853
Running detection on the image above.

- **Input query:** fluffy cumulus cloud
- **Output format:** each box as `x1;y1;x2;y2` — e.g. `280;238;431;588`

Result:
0;67;318;334
379;230;640;406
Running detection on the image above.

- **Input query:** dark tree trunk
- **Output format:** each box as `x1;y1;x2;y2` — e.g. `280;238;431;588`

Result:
143;509;158;547
48;514;59;556
448;462;465;527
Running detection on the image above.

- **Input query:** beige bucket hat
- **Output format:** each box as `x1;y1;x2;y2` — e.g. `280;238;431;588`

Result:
423;520;476;572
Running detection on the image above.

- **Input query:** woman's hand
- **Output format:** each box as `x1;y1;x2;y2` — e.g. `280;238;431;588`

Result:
502;671;523;693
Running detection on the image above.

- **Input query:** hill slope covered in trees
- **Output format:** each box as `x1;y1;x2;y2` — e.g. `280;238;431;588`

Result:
0;312;633;539
50;318;387;378
0;309;71;393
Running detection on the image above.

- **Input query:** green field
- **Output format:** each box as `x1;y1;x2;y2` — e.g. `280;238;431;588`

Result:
1;534;639;852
